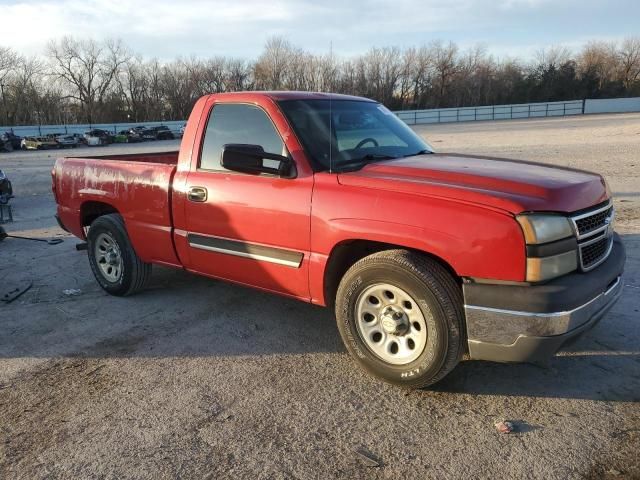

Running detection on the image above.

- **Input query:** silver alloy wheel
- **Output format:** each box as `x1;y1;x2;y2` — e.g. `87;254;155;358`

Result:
355;283;429;365
94;232;123;282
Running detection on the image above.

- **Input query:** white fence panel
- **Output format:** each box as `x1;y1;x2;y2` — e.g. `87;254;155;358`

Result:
584;97;640;114
395;100;584;125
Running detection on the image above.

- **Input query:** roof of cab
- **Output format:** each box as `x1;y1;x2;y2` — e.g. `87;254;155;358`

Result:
210;91;376;102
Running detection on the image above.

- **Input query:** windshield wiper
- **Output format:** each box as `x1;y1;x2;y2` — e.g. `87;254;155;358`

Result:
400;149;432;158
335;154;399;172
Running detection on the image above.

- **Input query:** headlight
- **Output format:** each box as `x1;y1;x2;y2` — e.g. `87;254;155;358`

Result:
516;214;574;244
516;214;577;282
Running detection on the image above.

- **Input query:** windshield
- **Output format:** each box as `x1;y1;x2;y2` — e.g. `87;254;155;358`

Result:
278;99;433;171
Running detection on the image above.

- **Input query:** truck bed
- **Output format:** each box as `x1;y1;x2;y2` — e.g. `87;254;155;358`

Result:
53;150;181;267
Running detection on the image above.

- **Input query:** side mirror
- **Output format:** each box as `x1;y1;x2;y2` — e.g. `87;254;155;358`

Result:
221;144;292;176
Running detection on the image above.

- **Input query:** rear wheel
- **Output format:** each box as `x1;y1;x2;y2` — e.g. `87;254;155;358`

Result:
87;214;151;296
335;249;465;388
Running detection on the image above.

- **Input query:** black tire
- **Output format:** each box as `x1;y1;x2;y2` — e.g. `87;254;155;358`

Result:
335;249;465;388
87;213;152;296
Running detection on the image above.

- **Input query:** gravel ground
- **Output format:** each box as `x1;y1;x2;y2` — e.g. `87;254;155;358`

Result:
0;114;639;479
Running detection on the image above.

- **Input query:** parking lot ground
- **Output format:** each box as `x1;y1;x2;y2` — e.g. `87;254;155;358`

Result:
0;115;639;479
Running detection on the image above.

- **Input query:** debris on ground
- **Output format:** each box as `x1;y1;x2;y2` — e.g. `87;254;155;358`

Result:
0;226;63;245
2;281;33;303
85;365;106;376
495;420;515;434
354;447;382;467
62;288;82;296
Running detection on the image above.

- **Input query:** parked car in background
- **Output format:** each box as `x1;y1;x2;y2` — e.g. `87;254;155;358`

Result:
129;130;144;142
117;129;143;143
2;132;22;150
23;136;58;150
171;126;184;139
72;133;87;145
0;133;14;152
45;133;65;140
141;125;175;140
114;131;129;143
84;129;113;146
156;126;175;140
55;135;79;148
141;127;157;141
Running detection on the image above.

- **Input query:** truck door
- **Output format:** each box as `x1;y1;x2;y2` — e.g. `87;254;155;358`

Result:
180;101;313;300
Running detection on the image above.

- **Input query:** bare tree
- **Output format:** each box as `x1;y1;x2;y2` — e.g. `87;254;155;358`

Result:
618;37;640;90
161;58;203;120
225;59;253;91
432;41;458;107
47;37;130;122
254;36;295;89
117;56;150;121
407;46;434;109
0;46;20;124
0;46;18;83
6;56;45;124
577;41;618;89
535;45;572;69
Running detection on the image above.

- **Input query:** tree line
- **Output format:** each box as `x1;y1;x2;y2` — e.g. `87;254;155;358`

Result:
0;35;639;126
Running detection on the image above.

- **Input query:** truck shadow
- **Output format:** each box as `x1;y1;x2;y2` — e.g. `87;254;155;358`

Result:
432;353;640;402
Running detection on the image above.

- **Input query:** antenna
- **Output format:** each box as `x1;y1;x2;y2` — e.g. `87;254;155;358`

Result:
329;40;333;174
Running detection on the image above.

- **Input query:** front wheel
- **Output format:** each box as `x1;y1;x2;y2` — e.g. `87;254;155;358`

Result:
87;214;151;296
335;250;465;388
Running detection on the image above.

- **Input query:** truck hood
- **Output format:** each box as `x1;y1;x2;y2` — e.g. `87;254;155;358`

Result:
337;153;609;214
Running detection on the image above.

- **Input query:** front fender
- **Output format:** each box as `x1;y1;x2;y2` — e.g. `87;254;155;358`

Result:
309;175;527;305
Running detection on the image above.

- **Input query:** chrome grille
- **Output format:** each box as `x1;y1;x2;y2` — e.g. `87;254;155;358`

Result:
571;201;614;271
574;205;613;237
580;236;610;269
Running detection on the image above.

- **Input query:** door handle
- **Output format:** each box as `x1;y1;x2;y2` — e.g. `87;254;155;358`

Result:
188;186;208;202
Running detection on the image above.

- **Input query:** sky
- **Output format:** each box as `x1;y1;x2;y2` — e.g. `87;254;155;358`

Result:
0;0;638;61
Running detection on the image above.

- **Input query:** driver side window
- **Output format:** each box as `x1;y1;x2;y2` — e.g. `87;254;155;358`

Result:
200;104;285;171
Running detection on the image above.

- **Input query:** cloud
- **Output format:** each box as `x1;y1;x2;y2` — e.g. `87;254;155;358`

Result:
0;0;638;60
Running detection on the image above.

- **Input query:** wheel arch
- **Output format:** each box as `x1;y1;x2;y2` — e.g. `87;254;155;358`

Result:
80;201;120;229
322;238;461;309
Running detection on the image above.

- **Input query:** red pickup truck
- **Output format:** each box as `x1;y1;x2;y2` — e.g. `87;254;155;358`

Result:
52;92;625;388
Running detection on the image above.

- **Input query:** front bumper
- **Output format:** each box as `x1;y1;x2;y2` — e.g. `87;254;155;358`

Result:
463;234;625;362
